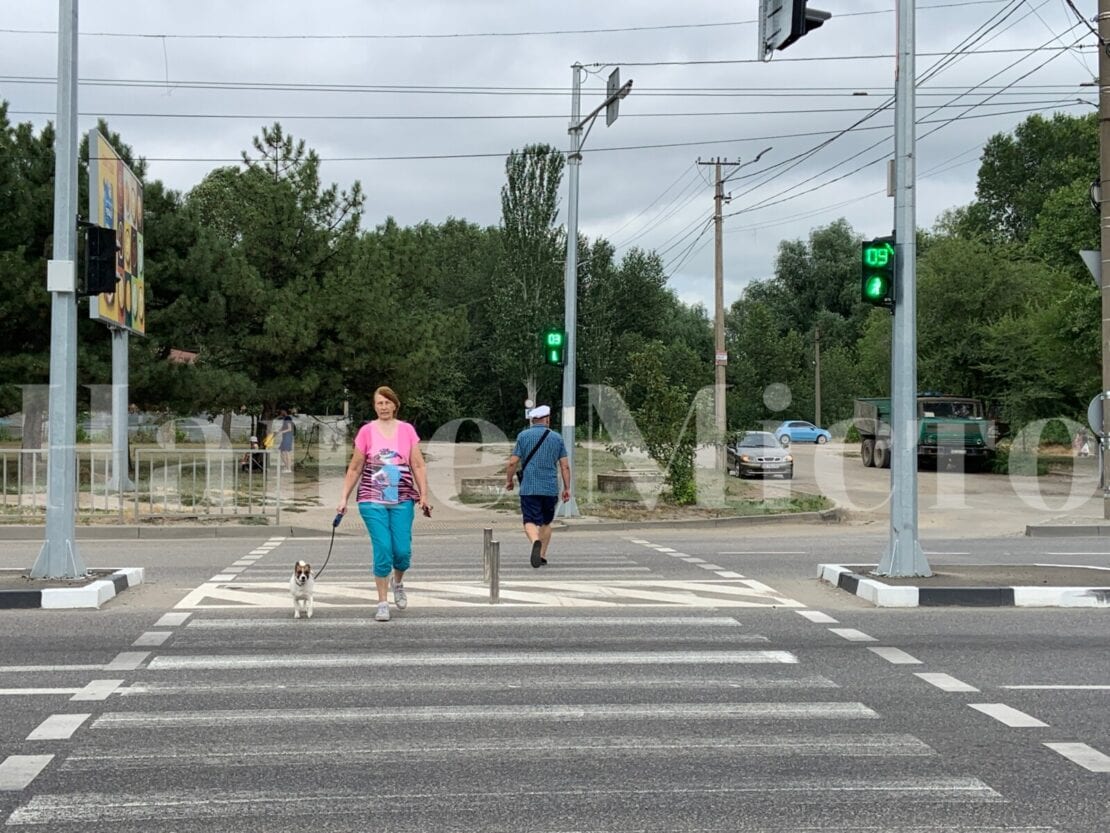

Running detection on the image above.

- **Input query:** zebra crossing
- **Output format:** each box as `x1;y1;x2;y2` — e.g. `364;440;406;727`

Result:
0;537;1078;830
1;617;1053;829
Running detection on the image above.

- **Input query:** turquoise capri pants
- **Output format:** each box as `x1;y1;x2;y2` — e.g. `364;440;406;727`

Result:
357;500;415;578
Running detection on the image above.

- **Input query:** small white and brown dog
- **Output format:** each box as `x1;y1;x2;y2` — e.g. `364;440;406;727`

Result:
290;560;314;619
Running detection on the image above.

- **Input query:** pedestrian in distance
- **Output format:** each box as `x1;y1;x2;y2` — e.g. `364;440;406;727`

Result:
337;386;430;622
277;408;295;473
504;405;570;568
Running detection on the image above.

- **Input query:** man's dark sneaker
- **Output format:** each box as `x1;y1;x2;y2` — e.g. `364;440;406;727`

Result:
539;557;548;566
530;540;543;568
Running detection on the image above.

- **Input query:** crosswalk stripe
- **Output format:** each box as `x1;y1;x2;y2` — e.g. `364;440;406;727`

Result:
60;733;933;770
146;649;799;671
119;674;841;697
183;615;747;629
4;778;1003;824
172;578;805;609
90;701;878;728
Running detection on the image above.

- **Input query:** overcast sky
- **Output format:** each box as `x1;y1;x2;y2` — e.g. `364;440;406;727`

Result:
0;1;1096;310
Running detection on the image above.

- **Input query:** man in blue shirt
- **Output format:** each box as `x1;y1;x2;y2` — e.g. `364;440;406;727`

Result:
505;405;571;568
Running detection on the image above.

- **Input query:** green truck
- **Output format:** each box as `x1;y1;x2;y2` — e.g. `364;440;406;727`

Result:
853;395;999;471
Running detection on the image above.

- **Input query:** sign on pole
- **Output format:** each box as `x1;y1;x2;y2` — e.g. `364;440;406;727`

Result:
605;68;621;126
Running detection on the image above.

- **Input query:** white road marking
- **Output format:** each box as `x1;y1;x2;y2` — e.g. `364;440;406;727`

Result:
106;652;149;671
797;610;838;624
0;664;113;674
715;571;745;578
92;701;879;729
186;615;747;629
3;778;1002;823
231;560;254;566
915;673;979;693
148;649;800;671
27;713;90;740
132;632;171;647
70;680;124;701
209;574;235;582
154;612;190;627
969;703;1049;728
829;628;877;642
174;578;805;610
0;688;79;696
120;674;841;697
655;547;677;552
683;557;706;563
1041;556;1110;560
698;563;725;570
1003;684;1110;690
868;647;922;665
1044;742;1110;772
719;551;806;555
60;733;930;769
221;567;245;575
0;756;53;791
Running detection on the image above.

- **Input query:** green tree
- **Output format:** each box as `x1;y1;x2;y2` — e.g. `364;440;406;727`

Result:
973;112;1097;242
489;144;566;409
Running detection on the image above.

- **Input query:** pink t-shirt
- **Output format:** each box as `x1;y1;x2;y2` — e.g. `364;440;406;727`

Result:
354;420;421;504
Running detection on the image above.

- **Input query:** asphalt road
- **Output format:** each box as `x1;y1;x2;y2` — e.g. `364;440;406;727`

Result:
0;525;1107;831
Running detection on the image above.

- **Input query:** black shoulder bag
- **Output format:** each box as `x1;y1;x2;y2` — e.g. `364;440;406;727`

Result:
515;429;551;484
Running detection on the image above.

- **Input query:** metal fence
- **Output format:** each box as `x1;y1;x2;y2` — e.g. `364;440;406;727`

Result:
0;447;284;524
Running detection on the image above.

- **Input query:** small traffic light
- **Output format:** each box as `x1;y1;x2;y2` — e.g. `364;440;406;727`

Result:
861;238;895;308
759;0;832;60
84;225;119;295
543;328;566;367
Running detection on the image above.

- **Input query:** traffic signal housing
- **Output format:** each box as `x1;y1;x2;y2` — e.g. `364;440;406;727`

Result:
861;237;895;309
84;225;119;296
759;0;832;59
543;328;566;367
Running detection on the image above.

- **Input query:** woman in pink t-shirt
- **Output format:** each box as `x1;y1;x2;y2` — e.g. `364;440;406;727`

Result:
338;386;430;622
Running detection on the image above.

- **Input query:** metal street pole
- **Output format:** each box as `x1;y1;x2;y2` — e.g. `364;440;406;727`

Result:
877;0;930;577
1099;0;1110;519
713;160;727;471
558;63;584;519
32;0;86;579
556;64;632;519
814;326;821;428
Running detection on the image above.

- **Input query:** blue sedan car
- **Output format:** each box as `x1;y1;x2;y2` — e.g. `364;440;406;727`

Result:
775;420;832;446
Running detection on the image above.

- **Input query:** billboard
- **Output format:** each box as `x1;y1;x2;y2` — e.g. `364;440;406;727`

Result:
87;130;145;335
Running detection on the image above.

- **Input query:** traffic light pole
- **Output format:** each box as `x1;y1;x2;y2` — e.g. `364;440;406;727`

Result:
556;64;632;519
1099;0;1110;520
557;63;583;519
876;0;930;577
32;0;86;579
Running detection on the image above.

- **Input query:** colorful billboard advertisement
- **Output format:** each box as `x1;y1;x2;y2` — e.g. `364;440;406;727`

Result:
87;130;145;335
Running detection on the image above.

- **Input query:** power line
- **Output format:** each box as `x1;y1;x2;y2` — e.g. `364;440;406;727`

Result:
0;73;1086;98
5;98;1078;123
0;3;1018;42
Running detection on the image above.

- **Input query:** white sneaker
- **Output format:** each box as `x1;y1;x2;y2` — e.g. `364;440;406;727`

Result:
375;602;391;622
391;580;408;610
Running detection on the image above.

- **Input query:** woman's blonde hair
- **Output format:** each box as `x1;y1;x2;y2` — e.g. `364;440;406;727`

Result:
374;386;401;413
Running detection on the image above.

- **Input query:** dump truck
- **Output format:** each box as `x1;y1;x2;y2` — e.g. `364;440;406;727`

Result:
853;395;999;470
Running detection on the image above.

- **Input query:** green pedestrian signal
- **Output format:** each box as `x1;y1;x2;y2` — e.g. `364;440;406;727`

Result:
543;328;566;367
861;238;895;308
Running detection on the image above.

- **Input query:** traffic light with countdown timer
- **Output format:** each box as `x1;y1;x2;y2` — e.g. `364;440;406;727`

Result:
543;328;566;367
861;237;895;308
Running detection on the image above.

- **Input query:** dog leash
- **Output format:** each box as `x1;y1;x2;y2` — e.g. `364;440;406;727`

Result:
312;513;344;580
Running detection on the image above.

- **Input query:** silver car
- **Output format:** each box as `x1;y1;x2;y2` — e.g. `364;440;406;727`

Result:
727;431;794;479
